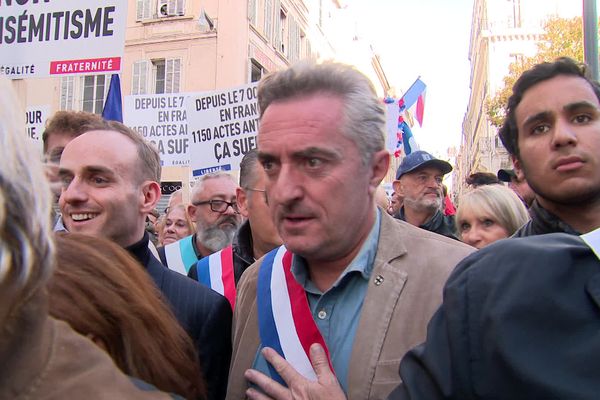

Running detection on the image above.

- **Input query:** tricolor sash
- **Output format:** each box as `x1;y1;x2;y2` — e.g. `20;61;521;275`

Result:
164;235;197;276
581;227;600;261
195;246;236;309
257;246;334;385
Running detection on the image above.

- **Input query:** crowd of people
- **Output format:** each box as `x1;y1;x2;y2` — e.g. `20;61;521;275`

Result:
0;56;598;400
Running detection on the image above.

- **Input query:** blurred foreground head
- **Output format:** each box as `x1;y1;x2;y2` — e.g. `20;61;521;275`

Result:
0;77;54;324
49;232;205;399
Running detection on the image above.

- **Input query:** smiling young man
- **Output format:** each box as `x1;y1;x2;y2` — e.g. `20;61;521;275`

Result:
58;121;233;400
225;61;473;400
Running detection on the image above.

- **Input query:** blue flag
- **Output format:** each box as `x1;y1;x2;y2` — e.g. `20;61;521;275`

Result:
102;74;123;122
400;121;420;155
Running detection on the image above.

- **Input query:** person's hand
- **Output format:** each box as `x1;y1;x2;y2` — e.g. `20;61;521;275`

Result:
244;344;346;400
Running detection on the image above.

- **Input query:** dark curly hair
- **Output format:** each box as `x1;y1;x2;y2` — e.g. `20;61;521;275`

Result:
498;57;600;158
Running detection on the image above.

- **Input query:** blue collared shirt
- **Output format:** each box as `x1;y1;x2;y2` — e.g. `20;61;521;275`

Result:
252;209;381;393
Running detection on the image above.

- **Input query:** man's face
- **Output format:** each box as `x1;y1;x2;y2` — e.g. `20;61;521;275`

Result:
44;132;75;198
397;166;444;214
258;93;388;262
514;75;600;209
508;176;535;207
189;177;242;252
237;166;282;252
59;131;149;247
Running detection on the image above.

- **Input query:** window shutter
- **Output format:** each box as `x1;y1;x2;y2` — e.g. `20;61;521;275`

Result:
176;0;185;15
273;0;281;51
264;0;273;42
132;60;149;95
166;58;181;93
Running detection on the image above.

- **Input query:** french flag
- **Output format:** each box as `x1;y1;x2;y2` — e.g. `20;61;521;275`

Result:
399;77;426;127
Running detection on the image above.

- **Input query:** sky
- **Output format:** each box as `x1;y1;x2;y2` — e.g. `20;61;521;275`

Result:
346;0;475;160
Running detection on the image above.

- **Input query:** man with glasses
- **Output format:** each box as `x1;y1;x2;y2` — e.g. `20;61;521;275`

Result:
393;150;458;240
188;150;282;307
158;171;242;276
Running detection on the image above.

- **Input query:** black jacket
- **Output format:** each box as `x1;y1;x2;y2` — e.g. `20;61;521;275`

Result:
398;207;458;240
187;221;255;285
513;200;580;237
127;233;232;400
391;232;600;399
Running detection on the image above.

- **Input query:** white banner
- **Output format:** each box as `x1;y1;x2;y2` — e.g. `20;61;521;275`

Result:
25;105;50;155
187;83;259;177
124;94;190;167
0;0;127;79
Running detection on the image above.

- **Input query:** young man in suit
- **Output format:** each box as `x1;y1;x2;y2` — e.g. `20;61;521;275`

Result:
58;121;232;400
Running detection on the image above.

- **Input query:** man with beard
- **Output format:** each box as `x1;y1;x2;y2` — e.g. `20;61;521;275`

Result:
158;172;242;275
393;151;458;239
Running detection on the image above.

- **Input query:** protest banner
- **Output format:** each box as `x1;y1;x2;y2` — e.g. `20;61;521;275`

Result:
25;105;50;154
124;93;190;167
0;0;127;79
186;82;259;176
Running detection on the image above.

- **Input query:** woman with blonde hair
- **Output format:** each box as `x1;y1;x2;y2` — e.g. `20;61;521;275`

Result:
48;232;206;400
159;204;195;246
457;184;529;249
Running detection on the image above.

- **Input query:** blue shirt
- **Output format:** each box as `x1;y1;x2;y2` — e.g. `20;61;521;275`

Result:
252;209;381;393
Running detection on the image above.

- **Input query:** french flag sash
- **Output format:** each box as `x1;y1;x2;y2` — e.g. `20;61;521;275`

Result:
257;246;334;384
195;246;236;309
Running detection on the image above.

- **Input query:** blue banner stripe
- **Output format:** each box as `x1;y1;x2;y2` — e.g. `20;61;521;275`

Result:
196;257;212;288
257;247;286;385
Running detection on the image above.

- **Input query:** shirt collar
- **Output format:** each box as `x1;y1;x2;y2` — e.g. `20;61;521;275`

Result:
291;209;381;293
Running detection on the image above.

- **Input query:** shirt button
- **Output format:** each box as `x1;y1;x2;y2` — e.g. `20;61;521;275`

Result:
317;310;327;320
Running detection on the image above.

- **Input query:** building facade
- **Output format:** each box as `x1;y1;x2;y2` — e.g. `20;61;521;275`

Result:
14;0;392;200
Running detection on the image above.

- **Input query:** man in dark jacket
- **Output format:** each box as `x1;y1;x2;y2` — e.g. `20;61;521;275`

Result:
393;151;457;240
58;120;232;400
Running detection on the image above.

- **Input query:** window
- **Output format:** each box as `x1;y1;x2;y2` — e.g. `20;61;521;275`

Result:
250;59;266;82
279;8;288;54
264;0;273;42
152;58;181;94
60;77;75;110
137;0;185;20
59;75;110;113
136;0;152;20
132;58;181;95
132;60;149;95
248;0;257;26
81;75;109;114
157;0;185;17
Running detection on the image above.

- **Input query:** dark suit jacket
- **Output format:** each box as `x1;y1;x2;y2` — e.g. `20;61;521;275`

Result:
129;234;232;400
391;232;600;400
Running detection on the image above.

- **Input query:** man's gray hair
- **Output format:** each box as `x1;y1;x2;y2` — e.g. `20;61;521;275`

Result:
191;171;237;200
258;60;386;165
0;78;54;309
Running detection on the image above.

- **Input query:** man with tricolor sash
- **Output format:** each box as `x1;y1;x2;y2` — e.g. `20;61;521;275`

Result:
242;58;600;400
157;172;242;275
225;61;474;400
189;150;282;309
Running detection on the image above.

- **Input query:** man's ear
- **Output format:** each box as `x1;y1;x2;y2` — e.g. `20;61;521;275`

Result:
187;203;197;222
392;180;401;193
368;150;390;195
236;187;250;218
140;181;161;214
511;155;526;181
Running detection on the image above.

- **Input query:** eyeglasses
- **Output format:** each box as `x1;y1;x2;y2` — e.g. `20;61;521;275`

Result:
192;199;239;213
245;188;268;204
